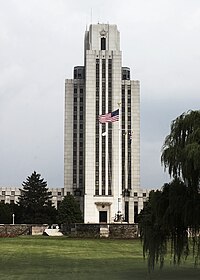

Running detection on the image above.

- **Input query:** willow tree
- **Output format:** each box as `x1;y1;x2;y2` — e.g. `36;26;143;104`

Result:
139;110;200;270
161;110;200;192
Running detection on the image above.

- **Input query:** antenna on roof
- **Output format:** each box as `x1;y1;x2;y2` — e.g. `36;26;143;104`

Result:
90;8;93;24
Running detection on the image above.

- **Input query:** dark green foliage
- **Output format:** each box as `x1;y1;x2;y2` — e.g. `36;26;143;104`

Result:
140;110;200;270
139;179;194;270
57;194;83;224
0;203;12;224
161;110;200;191
8;203;23;224
18;171;57;224
0;203;25;224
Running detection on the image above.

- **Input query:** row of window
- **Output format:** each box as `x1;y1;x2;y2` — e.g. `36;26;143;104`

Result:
134;192;147;197
74;88;83;94
73;86;85;190
1;191;15;196
1;191;63;197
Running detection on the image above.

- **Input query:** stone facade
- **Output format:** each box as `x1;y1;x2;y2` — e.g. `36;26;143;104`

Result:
0;187;64;208
64;23;142;224
61;223;139;239
0;224;49;237
0;186;150;216
0;224;31;237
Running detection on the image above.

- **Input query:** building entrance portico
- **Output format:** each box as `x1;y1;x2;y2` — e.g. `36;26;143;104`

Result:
95;202;112;223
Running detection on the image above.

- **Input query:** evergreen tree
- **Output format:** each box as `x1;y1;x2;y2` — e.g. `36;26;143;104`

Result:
57;194;83;224
18;171;56;224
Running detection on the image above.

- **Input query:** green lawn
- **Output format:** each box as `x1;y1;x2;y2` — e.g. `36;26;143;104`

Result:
0;236;199;280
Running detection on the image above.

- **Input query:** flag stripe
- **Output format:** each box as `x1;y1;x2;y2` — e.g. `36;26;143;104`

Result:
99;109;119;123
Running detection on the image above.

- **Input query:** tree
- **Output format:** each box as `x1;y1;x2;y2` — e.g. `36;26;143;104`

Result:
0;203;12;224
161;110;200;192
57;194;83;224
139;110;200;270
18;171;56;224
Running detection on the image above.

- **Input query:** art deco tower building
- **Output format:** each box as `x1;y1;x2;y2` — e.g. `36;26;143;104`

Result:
64;24;140;223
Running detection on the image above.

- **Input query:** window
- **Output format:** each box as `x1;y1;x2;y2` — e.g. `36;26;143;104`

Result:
101;37;106;50
57;192;61;196
134;192;138;197
48;191;52;195
143;193;146;197
11;191;15;196
74;70;77;79
95;189;99;195
125;201;129;223
2;191;5;196
10;200;14;204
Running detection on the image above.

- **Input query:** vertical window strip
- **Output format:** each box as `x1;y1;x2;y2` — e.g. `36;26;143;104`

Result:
79;86;85;192
73;87;78;190
122;87;126;190
108;59;112;195
101;59;106;195
127;88;132;189
95;59;100;195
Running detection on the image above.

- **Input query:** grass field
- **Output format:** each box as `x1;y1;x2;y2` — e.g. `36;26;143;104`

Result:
0;236;199;280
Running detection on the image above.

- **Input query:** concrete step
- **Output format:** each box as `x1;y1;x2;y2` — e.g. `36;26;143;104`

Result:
100;225;109;238
44;229;63;236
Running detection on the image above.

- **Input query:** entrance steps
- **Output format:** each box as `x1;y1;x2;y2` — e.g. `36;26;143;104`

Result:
44;229;63;236
100;225;109;238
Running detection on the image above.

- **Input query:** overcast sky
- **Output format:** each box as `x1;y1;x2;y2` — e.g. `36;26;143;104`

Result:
0;0;199;189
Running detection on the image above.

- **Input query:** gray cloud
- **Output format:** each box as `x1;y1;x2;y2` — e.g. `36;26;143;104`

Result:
0;0;199;188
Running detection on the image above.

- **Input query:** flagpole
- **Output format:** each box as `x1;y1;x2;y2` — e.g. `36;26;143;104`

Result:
118;102;122;220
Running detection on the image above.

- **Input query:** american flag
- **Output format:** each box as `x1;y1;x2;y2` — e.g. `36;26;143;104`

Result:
98;109;119;124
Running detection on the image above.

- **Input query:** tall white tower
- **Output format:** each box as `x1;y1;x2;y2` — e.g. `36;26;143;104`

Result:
65;24;140;223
